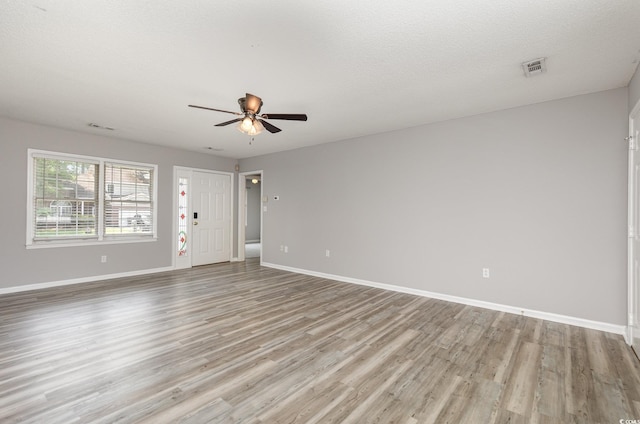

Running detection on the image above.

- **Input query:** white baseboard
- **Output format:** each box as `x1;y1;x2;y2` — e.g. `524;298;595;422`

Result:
230;257;240;262
0;266;175;295
261;262;627;338
3;261;628;342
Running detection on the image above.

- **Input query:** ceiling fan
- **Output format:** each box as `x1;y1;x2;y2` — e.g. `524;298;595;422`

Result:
188;93;307;136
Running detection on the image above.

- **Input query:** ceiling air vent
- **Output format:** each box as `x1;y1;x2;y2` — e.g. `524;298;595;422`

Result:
522;57;547;77
88;122;115;131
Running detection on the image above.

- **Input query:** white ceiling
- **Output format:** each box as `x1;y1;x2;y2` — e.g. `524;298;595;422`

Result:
1;1;640;159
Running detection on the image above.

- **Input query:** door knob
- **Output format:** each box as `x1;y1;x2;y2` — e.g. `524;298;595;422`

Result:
193;221;198;226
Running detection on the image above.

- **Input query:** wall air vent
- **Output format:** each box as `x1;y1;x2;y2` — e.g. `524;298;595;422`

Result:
522;57;547;77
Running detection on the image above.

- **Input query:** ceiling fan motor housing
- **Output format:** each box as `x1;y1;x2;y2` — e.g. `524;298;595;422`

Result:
239;94;263;114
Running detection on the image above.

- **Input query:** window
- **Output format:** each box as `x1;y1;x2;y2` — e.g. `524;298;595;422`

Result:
177;176;188;256
104;163;154;235
32;155;99;241
27;150;157;247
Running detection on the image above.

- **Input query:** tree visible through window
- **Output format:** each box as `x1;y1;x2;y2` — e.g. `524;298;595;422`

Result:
33;156;98;240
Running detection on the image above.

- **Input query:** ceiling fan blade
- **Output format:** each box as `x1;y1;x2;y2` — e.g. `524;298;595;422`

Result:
188;104;242;115
260;113;308;121
245;93;263;114
215;118;243;127
257;119;281;133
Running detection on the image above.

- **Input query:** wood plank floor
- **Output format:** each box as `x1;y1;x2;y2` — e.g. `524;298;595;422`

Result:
1;259;639;423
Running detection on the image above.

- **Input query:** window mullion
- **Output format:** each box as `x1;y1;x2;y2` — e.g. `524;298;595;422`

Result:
98;161;105;241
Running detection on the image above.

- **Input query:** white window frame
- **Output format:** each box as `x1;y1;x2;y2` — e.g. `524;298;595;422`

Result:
26;149;158;249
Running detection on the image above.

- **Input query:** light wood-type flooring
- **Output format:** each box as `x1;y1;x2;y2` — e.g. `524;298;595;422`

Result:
1;259;639;423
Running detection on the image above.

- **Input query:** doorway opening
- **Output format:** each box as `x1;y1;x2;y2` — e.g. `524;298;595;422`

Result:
238;171;263;262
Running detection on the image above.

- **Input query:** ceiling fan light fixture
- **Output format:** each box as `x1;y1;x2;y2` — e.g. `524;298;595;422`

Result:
252;119;264;134
240;116;253;132
236;117;263;136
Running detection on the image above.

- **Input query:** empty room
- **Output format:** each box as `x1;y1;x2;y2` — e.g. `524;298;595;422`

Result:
2;1;640;423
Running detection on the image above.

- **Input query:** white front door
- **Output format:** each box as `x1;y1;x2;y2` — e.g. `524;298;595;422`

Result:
192;171;231;266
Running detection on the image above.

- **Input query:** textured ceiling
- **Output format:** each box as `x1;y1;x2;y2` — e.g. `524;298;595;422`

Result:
1;1;640;159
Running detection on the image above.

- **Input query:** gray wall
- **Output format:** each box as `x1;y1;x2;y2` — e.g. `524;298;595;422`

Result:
0;117;237;288
240;88;628;326
245;180;261;242
630;65;640;112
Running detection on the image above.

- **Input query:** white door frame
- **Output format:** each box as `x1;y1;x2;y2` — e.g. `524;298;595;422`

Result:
172;166;235;269
625;101;640;346
628;112;634;346
238;170;264;262
628;101;640;347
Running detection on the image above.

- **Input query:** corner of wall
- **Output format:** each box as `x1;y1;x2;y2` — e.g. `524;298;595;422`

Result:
629;65;640;112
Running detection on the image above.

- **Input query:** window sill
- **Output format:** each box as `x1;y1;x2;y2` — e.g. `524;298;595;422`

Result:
26;237;158;250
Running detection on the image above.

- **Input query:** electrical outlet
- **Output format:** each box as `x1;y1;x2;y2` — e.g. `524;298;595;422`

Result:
284;246;288;253
325;249;330;257
280;245;284;252
482;268;490;278
101;255;107;263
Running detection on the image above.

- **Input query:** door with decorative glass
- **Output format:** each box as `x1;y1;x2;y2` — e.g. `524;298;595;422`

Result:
174;168;231;268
